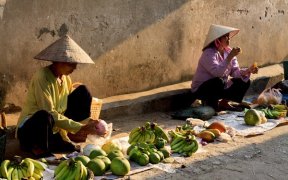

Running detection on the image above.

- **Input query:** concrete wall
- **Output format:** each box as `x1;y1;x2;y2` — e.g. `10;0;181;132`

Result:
0;0;288;106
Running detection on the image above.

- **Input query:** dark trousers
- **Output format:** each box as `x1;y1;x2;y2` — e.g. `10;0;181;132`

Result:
191;77;250;109
17;85;92;154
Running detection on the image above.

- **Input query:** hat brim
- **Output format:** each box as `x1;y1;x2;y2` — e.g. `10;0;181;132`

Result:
34;35;94;64
202;24;240;50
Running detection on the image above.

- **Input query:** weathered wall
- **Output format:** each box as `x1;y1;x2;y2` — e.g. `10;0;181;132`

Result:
0;0;288;106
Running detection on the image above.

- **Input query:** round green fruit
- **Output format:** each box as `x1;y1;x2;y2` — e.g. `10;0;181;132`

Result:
74;155;90;166
149;152;161;164
111;157;130;176
136;153;149;166
159;147;171;158
95;156;111;171
107;150;124;160
89;149;107;159
86;158;106;176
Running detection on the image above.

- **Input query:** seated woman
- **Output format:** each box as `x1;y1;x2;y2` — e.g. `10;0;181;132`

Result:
191;24;258;111
16;35;104;157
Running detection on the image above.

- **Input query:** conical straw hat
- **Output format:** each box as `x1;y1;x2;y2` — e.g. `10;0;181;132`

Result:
202;24;239;50
34;35;94;64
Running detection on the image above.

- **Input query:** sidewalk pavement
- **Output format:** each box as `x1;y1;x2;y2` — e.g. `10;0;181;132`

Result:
5;63;284;127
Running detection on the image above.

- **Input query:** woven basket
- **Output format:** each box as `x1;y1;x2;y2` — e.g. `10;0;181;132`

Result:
0;129;6;163
90;98;103;120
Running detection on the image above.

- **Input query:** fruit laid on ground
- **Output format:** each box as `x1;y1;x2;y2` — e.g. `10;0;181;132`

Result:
110;157;130;176
89;149;107;159
127;142;171;165
0;156;47;180
83;144;101;156
137;153;150;166
159;147;171;158
128;121;169;145
149;152;161;164
197;130;215;142
107;150;124;161
207;121;226;133
101;140;122;154
244;109;262;126
74;155;90;166
54;158;88;180
86;158;106;176
154;137;167;149
169;130;198;157
94;156;111;171
205;129;221;138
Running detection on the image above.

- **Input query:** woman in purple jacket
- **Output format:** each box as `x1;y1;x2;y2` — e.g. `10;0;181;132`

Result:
191;24;258;111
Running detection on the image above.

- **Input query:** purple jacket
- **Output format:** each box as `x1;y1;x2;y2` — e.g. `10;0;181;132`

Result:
191;47;250;92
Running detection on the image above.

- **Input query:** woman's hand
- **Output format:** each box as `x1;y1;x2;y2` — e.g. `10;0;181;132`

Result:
227;47;242;62
68;119;99;142
248;63;259;74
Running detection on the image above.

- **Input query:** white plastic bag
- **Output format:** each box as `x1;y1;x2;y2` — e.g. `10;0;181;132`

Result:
257;88;282;105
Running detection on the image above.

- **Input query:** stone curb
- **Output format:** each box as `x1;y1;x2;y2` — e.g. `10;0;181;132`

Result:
100;64;284;120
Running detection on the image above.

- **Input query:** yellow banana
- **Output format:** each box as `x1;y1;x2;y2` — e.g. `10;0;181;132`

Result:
26;158;47;171
11;168;19;180
0;159;10;178
33;168;43;178
144;131;151;143
17;167;24;179
148;130;156;143
80;160;88;180
20;166;28;179
28;176;36;180
6;166;14;180
24;158;35;177
128;131;141;144
129;127;141;139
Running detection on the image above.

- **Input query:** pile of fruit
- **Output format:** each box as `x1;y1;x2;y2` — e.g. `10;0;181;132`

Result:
197;121;226;142
127;142;170;166
128;122;169;144
0;156;47;180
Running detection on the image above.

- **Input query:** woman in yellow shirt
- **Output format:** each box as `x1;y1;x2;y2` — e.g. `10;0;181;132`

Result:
16;35;100;157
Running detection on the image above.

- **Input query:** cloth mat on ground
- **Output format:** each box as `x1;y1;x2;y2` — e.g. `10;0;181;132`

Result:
209;111;288;136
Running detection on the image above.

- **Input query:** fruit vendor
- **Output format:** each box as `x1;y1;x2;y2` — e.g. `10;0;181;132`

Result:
190;24;258;111
16;35;102;157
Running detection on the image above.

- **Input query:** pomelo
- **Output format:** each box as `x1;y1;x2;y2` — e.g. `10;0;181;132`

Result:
86;158;106;176
89;149;107;159
110;157;130;176
107;150;124;160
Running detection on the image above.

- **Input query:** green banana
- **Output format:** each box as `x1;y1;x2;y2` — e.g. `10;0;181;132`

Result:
0;159;10;178
182;142;195;152
74;161;82;180
129;127;141;139
55;164;69;180
54;160;68;176
128;131;141;144
171;139;185;151
23;158;35;177
171;136;185;146
80;161;88;180
173;141;187;153
153;125;169;142
191;140;199;153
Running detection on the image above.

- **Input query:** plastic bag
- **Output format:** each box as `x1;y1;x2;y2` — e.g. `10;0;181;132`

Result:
256;88;282;105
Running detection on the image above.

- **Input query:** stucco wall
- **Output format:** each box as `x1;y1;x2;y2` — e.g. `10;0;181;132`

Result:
0;0;288;106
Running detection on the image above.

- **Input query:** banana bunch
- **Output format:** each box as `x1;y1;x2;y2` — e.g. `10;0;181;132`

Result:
0;157;47;180
169;130;198;157
54;158;91;180
128;125;156;144
260;104;287;119
128;122;170;145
